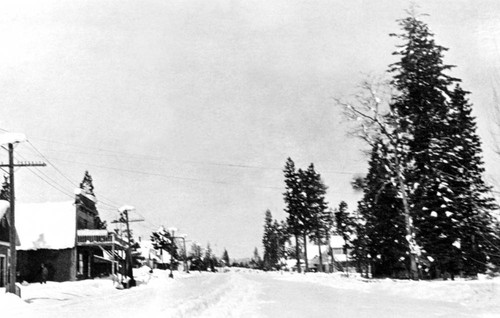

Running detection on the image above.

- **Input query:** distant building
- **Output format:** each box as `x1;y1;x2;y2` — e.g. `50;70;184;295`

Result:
285;235;351;273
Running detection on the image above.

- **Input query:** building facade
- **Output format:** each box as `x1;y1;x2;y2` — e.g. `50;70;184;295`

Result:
15;193;125;283
0;200;11;287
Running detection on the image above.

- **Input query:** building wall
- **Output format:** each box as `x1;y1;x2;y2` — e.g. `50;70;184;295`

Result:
17;248;76;283
76;194;103;230
0;216;9;242
0;244;8;287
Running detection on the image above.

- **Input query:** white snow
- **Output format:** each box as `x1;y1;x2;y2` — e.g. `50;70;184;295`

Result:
0;132;26;145
1;268;499;317
0;199;9;219
16;201;76;250
118;205;135;213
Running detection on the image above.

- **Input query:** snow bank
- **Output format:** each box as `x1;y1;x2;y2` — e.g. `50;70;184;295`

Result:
0;291;30;313
273;271;500;311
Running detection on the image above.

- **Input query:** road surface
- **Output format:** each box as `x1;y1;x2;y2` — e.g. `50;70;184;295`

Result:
4;270;495;318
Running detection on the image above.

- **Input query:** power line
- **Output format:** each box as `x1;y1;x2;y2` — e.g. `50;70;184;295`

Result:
27;140;78;188
24;141;125;210
7;142;148;229
31;137;363;176
45;156;284;190
15;152;75;199
14;151;120;212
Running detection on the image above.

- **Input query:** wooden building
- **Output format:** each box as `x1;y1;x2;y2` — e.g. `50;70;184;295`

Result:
0;201;10;287
15;193;126;283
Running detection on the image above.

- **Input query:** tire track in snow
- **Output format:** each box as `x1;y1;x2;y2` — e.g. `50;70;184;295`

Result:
161;272;261;318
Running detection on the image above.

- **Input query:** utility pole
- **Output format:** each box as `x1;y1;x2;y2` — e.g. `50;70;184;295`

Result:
170;233;189;275
177;235;189;274
167;227;177;278
0;134;46;295
111;206;143;288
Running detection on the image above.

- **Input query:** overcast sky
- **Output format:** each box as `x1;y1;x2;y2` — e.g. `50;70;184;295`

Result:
1;0;499;259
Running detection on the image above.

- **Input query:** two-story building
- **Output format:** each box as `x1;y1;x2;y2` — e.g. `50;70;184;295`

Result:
14;189;126;283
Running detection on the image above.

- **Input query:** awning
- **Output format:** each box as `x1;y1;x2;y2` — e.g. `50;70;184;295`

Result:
93;255;117;264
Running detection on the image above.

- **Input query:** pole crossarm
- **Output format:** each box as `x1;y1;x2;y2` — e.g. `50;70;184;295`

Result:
0;162;46;167
111;218;145;224
111;208;143;287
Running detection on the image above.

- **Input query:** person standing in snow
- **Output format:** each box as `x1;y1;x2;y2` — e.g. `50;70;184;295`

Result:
40;263;48;284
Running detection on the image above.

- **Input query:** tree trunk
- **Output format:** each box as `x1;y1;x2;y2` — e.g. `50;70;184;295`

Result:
394;158;418;280
343;239;349;277
295;234;301;273
317;237;323;273
303;233;309;273
327;234;333;273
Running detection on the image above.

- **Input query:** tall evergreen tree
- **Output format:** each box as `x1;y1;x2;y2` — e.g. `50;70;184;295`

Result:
349;213;371;277
275;219;290;268
262;209;280;270
334;201;354;271
388;12;499;277
342;11;500;278
357;142;408;277
283;158;305;273
302;164;329;272
438;84;499;275
388;11;459;278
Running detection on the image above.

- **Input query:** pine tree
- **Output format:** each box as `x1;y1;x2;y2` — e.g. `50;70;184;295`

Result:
80;170;95;195
0;175;10;201
440;85;498;275
151;227;178;260
357;142;409;277
222;249;230;266
275;219;290;267
262;210;280;270
204;243;215;271
302;164;329;272
388;12;499;277
251;247;262;269
189;243;203;271
334;201;354;272
283;158;305;273
349;213;371;277
334;201;351;246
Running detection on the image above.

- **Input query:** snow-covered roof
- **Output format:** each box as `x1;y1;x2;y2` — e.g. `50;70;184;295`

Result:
16;201;76;250
77;229;107;236
0;200;9;220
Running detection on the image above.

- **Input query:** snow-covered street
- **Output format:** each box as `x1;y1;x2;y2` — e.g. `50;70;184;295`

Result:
1;268;499;318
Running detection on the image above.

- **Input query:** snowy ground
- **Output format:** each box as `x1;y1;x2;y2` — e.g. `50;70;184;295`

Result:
1;267;499;317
